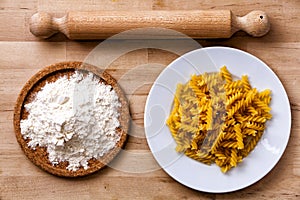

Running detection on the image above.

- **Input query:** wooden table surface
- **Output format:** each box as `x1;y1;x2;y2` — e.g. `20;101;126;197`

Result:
0;0;299;199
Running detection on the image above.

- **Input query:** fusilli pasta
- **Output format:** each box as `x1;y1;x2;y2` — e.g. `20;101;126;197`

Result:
166;66;272;173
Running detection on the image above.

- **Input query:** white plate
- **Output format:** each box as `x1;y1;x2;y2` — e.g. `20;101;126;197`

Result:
144;47;291;193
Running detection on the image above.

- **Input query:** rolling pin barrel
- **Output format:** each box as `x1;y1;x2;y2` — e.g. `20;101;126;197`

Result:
29;10;270;39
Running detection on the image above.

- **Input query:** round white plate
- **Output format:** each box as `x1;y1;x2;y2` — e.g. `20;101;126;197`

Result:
144;47;291;193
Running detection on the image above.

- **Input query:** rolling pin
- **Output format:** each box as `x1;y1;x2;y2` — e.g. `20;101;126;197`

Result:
29;10;270;39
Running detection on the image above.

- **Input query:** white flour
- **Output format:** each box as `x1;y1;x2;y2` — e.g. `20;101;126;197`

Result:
20;71;121;171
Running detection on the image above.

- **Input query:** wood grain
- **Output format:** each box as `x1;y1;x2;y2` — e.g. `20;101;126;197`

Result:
0;0;299;199
38;0;153;12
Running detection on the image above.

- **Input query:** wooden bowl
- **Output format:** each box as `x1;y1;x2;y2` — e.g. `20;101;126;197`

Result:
13;61;130;177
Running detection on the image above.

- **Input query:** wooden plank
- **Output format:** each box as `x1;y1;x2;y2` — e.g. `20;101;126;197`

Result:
66;41;99;61
38;0;153;12
0;42;66;69
0;175;215;200
0;11;27;41
0;0;37;10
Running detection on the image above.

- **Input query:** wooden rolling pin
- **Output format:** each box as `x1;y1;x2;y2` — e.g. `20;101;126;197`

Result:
30;10;270;39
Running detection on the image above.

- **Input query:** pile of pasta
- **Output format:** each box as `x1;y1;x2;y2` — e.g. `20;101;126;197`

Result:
166;66;272;173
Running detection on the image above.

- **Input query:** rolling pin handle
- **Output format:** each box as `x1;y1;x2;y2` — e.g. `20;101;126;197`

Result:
30;12;64;39
232;10;270;37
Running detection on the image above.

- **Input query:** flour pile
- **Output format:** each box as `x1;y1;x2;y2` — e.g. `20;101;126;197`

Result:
20;71;121;171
